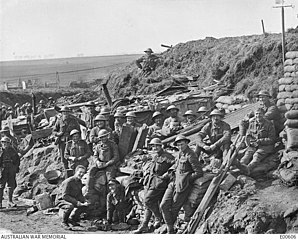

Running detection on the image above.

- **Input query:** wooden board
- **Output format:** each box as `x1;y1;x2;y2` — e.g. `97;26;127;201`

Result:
31;128;53;140
44;108;57;121
132;124;149;151
118;125;135;162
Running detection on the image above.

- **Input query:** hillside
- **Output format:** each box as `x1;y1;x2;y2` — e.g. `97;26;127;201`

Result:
107;32;298;99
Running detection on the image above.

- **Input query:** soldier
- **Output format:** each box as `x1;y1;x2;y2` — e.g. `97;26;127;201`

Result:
0;136;20;208
113;111;126;144
124;111;142;129
0;127;18;151
182;110;196;128
90;114;113;146
37;100;46;114
162;105;183;134
53;106;86;176
160;135;203;234
55;165;89;229
133;138;175;234
234;108;276;175
197;106;209;120
14;103;20;118
87;129;119;193
64;129;91;176
146;111;163;144
82;101;97;150
100;106;114;130
195;109;231;160
47;97;55;108
135;48;159;77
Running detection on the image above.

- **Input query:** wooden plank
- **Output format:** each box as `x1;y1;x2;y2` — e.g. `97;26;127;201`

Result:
31;128;52;140
118;125;134;162
132;124;149;151
44;108;57;122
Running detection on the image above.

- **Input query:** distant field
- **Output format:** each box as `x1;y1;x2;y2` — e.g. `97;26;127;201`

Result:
0;54;141;88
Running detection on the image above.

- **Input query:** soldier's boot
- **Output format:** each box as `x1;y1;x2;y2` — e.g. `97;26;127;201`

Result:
7;188;16;208
167;224;175;234
0;188;3;209
61;208;73;230
133;209;152;234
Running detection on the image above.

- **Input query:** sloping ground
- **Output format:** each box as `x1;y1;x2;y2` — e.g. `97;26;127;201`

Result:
107;31;298;99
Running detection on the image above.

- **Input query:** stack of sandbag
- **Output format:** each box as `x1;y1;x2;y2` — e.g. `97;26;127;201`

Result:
284;108;298;152
277;51;298;113
215;94;249;114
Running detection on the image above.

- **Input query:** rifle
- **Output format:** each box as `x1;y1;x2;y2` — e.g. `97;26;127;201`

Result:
184;134;245;234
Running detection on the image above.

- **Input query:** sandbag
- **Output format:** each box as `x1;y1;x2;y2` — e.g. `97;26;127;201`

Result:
215;102;223;109
285;72;292;77
279;85;286;92
286;128;298;149
291;72;298;77
286;104;293;111
285;119;298;128
286;51;298;59
216;96;235;105
278;78;293;85
222;103;229;109
292;90;298;99
278;105;287;113
285;110;298;119
285;85;292;92
277;99;285;107
277;151;298;187
285;66;296;73
290;85;298;92
293;58;298;64
277;92;290;99
285;59;293;66
285;98;292;104
290;98;298;104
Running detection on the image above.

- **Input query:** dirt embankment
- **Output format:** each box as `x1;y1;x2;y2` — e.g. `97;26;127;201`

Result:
107;32;298;99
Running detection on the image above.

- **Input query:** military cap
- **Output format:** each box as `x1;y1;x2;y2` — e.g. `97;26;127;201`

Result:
149;138;163;145
152;111;162;119
98;129;109;138
108;179;121;186
94;114;107;121
173;135;190;146
144;48;153;53
60;106;71;112
197;106;208;113
209;109;224;117
256;90;270;97
126;111;137;118
69;129;80;136
183;110;196;117
0;136;11;143
166;105;179;111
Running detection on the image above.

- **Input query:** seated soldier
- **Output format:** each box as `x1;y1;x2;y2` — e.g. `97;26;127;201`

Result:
135;48;159;77
55;165;89;230
162;105;183;135
113;111;126;144
182;110;196;128
90;114;113;146
64;129;91;176
234;108;276;175
106;179;130;224
195;109;231;161
197;106;209;120
146;111;163;145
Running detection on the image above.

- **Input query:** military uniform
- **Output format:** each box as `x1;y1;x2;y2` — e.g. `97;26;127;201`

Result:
64;139;91;173
136;54;159;76
162;116;183;135
89;126;113;145
160;146;203;230
240;117;275;171
146;123;162;143
196;120;231;159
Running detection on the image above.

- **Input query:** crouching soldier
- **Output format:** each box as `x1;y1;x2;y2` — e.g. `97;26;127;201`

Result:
0;136;20;208
106;179;130;224
64;129;91;176
160;135;203;234
55;165;89;230
234;108;276;175
195;109;231;161
87;129;119;192
133;138;175;233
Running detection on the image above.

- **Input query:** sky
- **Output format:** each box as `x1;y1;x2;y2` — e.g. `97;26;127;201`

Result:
0;0;298;61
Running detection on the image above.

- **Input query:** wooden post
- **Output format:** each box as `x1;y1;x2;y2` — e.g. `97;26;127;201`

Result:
261;19;266;35
102;83;112;107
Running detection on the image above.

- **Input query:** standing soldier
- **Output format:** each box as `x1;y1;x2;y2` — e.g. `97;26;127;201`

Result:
87;129;119;192
113;111;126;144
135;48;159;77
100;106;114;130
14;103;20;118
163;105;183;135
0;127;18;151
64;129;91;176
90;114;113;147
53;106;86;177
195;109;231;160
182;110;197;128
83;101;97;150
133;138;175;234
234;108;276;175
160;135;203;234
0;136;20;208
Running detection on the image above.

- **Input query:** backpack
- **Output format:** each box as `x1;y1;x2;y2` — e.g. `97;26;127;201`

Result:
278;151;298;187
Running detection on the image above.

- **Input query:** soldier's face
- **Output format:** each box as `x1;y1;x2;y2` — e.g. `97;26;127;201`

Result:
151;144;162;153
176;140;188;151
127;117;135;124
1;141;9;149
169;109;178;117
99;135;108;143
75;168;86;180
255;111;264;122
154;117;162;125
96;120;105;128
258;96;269;106
62;111;70;120
186;115;195;123
211;115;221;124
108;184;117;193
72;133;80;142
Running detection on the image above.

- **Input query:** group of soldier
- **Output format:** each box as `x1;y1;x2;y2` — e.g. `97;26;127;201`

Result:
0;89;283;233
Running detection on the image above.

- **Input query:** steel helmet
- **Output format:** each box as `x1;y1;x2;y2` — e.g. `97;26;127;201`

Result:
257;90;270;97
183;110;196;116
60;106;71;112
14;103;19;107
69;129;80;137
197;106;208;113
144;48;153;53
126;111;137;118
166;105;179;111
114;111;125;118
94;114;107;121
108;179;120;186
100;107;111;115
39;100;45;104
98;129;109;138
48;97;53;100
209;109;224;117
0;136;11;143
152;111;162;119
173;135;190;146
149;138;163;145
